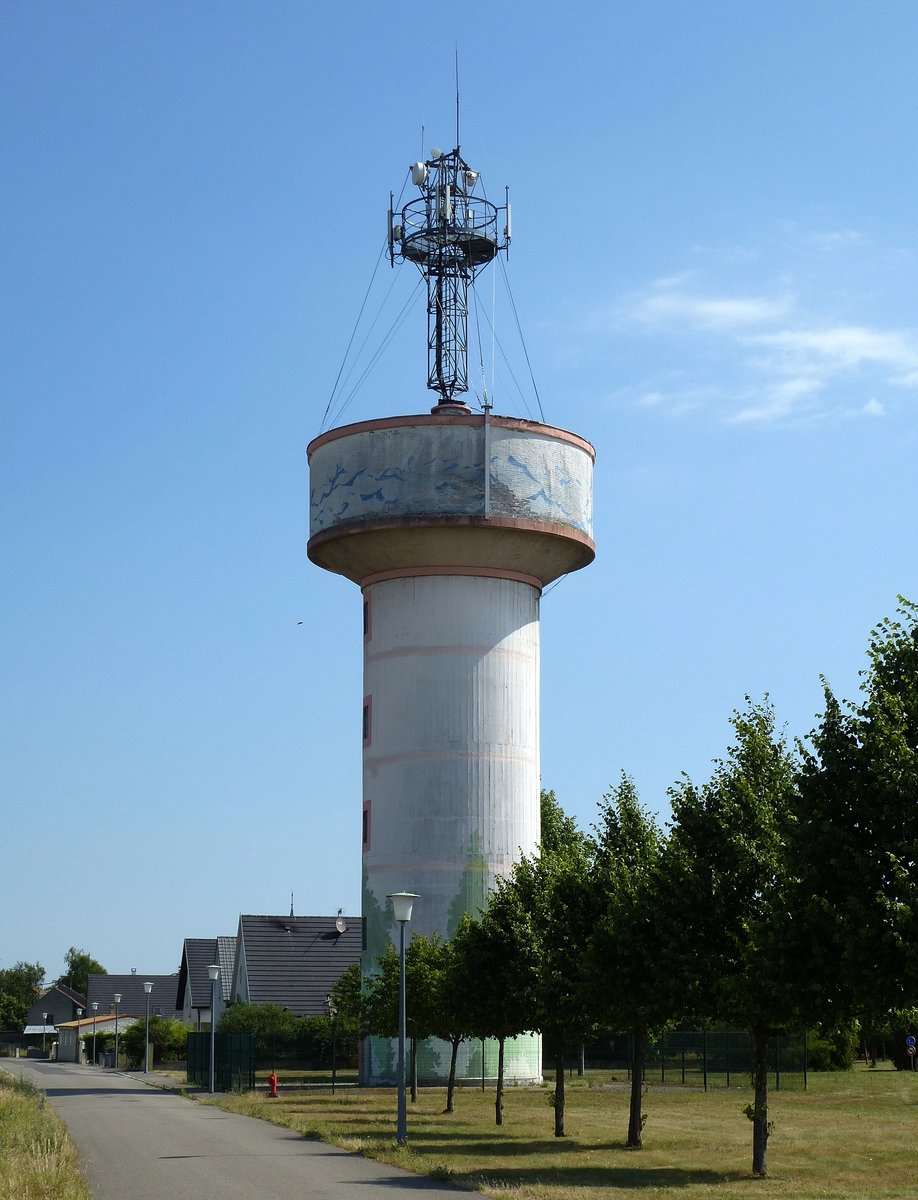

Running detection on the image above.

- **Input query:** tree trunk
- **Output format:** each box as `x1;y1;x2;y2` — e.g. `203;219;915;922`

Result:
410;1037;418;1103
578;1041;585;1077
495;1036;505;1126
445;1036;460;1113
751;1025;769;1177
554;1037;566;1137
628;1026;646;1149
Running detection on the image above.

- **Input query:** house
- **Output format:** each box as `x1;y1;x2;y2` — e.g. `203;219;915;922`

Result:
56;1011;137;1063
86;973;182;1021
175;936;236;1029
231;914;362;1015
23;984;87;1048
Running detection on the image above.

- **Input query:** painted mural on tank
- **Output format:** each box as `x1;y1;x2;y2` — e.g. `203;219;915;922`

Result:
310;416;593;539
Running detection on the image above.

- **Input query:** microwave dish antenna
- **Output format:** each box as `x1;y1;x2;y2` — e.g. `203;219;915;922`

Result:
388;146;511;407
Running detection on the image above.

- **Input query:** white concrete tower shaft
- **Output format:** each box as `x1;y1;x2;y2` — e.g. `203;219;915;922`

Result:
307;410;594;1083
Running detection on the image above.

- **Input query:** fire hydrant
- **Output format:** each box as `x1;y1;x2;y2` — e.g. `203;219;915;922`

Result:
268;1071;278;1098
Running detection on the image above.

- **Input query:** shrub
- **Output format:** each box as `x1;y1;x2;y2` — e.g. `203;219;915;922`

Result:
121;1018;190;1068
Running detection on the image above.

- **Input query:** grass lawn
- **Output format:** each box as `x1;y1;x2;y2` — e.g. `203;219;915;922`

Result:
206;1064;918;1199
0;1071;92;1200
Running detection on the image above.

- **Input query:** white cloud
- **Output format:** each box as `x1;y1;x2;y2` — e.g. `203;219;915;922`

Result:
599;225;918;426
627;281;792;331
746;326;918;373
894;369;918;388
729;377;825;425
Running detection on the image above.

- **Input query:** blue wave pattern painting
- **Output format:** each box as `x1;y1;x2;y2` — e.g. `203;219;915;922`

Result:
311;430;591;536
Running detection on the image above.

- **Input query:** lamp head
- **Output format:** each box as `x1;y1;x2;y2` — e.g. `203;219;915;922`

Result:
114;993;121;1004
207;964;220;982
387;891;419;924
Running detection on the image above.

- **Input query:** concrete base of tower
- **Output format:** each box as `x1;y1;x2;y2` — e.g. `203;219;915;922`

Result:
361;1032;542;1086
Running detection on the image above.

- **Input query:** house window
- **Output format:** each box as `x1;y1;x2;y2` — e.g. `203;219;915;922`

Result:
362;799;371;850
362;696;372;746
153;1006;163;1017
363;595;372;642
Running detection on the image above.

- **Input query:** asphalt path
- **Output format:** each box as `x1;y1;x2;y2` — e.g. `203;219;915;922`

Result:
4;1060;458;1200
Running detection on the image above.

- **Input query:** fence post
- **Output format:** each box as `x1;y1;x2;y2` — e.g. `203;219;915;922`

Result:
775;1034;781;1092
803;1028;808;1091
661;1032;665;1083
702;1029;708;1092
681;1048;685;1085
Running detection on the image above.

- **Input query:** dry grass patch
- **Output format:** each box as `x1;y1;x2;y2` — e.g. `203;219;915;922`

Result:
206;1065;918;1200
0;1071;93;1200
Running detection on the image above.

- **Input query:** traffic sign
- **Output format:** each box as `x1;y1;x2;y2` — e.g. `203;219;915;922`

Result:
906;1035;916;1047
907;1046;916;1057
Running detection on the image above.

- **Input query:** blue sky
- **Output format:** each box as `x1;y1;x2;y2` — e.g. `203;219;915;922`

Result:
3;1;917;980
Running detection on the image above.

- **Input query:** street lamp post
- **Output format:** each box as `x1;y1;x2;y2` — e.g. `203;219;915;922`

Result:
113;993;122;1068
143;982;153;1074
387;892;418;1147
91;1002;98;1066
75;1008;83;1063
42;1012;48;1054
207;965;220;1094
326;995;337;1095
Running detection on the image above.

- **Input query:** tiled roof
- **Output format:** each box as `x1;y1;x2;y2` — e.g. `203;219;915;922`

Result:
175;937;236;1009
216;937;236;1001
236;914;362;1016
86;974;182;1019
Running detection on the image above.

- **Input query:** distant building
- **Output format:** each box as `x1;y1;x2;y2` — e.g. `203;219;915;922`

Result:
86;973;182;1021
231;914;362;1015
56;1011;136;1063
175;936;236;1029
23;984;87;1045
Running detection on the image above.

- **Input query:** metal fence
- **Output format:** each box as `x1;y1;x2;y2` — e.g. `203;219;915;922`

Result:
186;1032;255;1092
585;1029;808;1091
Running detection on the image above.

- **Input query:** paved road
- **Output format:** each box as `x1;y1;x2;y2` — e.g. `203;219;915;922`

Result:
4;1060;457;1200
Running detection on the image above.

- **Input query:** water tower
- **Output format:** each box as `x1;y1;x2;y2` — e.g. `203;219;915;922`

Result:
307;141;595;1084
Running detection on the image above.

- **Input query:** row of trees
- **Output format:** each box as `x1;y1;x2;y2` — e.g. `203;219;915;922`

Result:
0;948;107;1031
333;599;918;1178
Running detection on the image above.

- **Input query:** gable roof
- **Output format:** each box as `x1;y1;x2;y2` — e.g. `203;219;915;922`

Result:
86;974;182;1019
48;983;88;1009
26;985;86;1026
175;937;236;1009
235;914;362;1016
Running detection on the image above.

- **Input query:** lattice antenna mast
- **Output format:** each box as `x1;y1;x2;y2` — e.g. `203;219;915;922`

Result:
388;146;511;407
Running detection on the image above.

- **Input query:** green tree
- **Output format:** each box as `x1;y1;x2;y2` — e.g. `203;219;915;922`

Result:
540;787;585;856
668;698;797;1178
791;599;918;1027
588;774;674;1148
0;962;45;1030
121;1016;189;1068
217;1001;299;1064
328;962;362;1031
407;933;471;1113
452;903;539;1125
495;809;596;1137
362;933;468;1103
218;1002;298;1038
57;948;106;996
